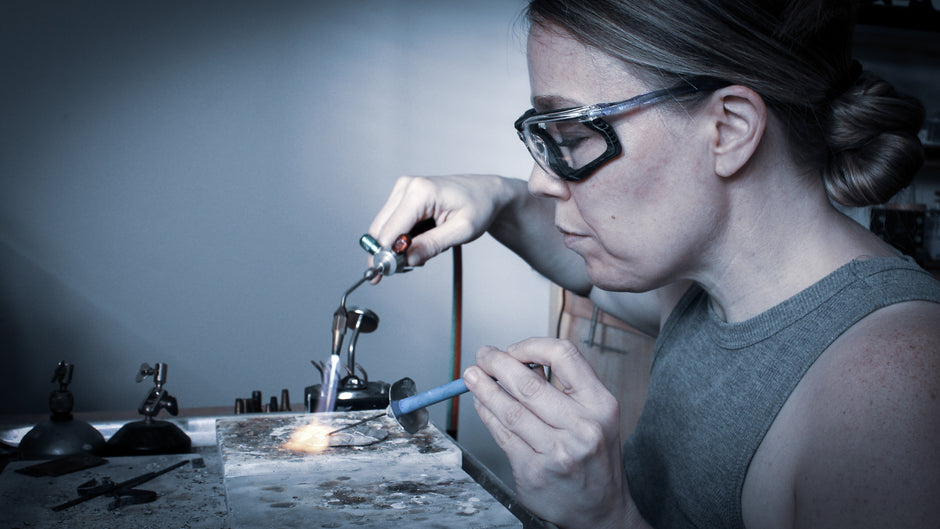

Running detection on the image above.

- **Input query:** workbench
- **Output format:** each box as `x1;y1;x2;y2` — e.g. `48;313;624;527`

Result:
0;411;550;528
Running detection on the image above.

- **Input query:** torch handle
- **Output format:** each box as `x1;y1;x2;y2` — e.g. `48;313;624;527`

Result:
390;378;468;417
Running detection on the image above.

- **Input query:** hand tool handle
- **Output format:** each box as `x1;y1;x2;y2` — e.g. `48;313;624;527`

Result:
358;234;409;277
358;219;437;277
359;218;436;257
390;378;468;417
359;233;411;255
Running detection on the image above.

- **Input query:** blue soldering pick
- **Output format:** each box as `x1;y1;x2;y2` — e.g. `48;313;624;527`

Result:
326;376;469;437
388;377;469;434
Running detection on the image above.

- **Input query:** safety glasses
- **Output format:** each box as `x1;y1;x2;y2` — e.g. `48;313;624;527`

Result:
513;78;729;182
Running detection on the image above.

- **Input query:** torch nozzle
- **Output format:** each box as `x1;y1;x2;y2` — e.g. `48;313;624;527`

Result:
331;306;348;357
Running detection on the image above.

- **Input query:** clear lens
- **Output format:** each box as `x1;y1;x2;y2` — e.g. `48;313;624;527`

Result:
515;78;730;181
524;119;612;176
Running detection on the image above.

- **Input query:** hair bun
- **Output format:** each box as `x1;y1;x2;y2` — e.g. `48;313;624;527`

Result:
823;72;925;207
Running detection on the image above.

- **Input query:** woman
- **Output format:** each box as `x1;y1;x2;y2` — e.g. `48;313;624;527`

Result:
368;1;939;527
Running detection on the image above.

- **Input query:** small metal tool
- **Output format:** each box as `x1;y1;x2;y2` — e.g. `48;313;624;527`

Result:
51;459;191;511
135;363;179;418
385;364;542;434
326;412;386;437
331;220;437;358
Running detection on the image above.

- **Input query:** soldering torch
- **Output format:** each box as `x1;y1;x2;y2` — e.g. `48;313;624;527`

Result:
320;222;437;413
332;220;436;357
331;231;416;358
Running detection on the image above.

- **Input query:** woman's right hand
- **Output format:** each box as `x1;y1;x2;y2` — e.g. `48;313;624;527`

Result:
368;174;525;267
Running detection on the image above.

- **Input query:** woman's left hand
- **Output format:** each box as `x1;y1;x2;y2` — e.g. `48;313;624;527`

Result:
464;337;638;529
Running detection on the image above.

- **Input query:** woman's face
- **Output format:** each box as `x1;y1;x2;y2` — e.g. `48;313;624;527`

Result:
525;23;726;292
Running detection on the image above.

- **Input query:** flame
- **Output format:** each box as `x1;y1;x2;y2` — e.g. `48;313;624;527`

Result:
282;419;333;453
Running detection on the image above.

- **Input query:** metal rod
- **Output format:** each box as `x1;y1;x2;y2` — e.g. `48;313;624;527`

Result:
326;412;386;436
339;266;382;312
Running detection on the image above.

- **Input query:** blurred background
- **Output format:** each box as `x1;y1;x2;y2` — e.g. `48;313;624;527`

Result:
0;0;546;485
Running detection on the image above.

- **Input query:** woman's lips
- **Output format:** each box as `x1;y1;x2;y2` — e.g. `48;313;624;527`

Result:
558;226;588;248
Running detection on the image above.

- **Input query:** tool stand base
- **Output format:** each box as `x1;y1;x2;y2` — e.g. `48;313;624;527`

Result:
106;420;191;456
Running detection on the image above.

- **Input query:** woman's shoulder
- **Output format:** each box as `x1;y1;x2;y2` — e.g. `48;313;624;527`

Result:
801;298;939;455
784;300;940;527
827;299;940;387
812;297;939;412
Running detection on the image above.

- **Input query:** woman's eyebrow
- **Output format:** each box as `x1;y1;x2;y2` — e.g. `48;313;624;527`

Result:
533;94;583;112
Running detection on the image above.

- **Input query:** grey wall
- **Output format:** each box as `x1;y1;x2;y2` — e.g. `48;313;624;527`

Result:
0;0;549;484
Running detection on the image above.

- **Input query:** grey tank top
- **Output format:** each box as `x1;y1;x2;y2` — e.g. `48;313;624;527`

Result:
621;256;940;528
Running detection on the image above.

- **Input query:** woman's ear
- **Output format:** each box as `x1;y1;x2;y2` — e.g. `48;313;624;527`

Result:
704;85;767;178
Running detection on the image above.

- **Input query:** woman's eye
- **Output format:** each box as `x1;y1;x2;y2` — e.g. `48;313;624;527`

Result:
557;136;587;149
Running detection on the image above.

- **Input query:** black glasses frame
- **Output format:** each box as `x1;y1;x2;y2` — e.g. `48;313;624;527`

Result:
514;110;622;181
514;77;730;182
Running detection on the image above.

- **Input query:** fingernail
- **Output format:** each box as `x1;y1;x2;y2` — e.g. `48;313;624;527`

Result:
463;368;478;385
476;345;495;359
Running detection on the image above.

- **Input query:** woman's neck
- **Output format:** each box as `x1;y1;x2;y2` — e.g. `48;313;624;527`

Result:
691;171;895;323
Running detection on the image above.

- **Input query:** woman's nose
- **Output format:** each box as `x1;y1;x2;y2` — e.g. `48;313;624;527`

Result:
527;164;570;200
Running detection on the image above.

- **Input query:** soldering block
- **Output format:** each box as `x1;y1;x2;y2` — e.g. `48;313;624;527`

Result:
223;465;521;528
216;412;520;528
215;411;462;479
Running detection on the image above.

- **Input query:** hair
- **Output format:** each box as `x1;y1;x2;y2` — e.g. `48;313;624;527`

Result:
525;0;925;207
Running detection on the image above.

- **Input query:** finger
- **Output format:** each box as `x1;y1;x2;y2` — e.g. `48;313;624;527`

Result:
504;337;611;409
367;176;413;243
376;180;478;266
464;361;560;455
405;216;477;265
375;177;441;248
365;178;410;281
472;390;540;462
370;177;450;267
474;346;588;434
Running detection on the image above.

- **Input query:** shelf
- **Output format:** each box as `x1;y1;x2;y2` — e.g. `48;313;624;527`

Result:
857;1;940;34
927;145;940;168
